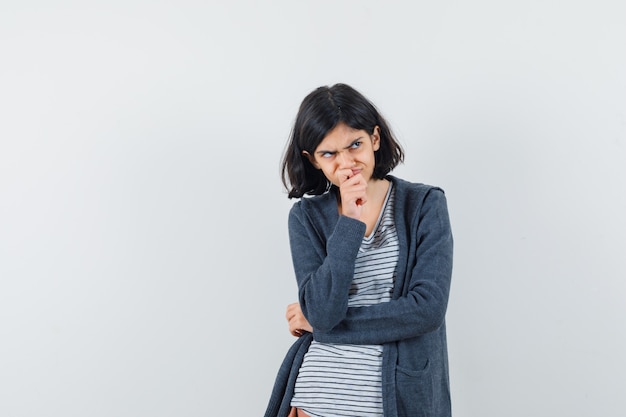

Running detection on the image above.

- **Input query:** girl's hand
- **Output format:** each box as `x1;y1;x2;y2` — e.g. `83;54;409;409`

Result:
338;169;367;220
286;302;313;337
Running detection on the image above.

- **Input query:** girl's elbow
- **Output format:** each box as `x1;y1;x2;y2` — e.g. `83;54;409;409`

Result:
408;291;449;333
307;311;343;333
301;301;347;333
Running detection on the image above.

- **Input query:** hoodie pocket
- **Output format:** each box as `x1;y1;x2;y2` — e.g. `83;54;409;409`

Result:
395;360;434;417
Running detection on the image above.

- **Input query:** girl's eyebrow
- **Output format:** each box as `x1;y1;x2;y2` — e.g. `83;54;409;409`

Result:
344;137;364;149
316;137;365;155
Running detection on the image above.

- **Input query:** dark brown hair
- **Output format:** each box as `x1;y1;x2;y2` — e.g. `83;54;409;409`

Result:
281;83;404;198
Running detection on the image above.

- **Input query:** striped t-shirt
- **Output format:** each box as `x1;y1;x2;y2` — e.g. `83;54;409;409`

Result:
291;184;399;417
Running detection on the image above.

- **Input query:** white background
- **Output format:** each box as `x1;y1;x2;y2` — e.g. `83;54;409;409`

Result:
1;1;625;416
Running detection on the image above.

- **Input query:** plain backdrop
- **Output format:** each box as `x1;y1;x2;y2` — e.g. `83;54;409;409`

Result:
1;1;625;416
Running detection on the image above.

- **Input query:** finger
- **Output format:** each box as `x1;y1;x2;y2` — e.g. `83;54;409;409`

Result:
342;187;367;206
285;303;299;318
340;174;366;192
289;319;304;335
337;169;355;185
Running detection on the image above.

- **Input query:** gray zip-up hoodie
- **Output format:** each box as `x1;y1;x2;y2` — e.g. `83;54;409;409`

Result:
265;176;454;417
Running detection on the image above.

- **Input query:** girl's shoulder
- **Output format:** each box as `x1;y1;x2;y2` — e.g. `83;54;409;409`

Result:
288;189;339;231
387;175;446;200
288;190;344;237
290;188;336;213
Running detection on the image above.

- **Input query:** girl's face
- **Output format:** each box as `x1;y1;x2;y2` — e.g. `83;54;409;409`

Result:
305;122;381;187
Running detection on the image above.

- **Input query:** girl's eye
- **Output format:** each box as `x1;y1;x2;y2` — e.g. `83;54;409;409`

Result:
321;152;334;158
350;141;362;149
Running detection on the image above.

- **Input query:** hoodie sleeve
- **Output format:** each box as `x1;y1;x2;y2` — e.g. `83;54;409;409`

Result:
288;202;366;332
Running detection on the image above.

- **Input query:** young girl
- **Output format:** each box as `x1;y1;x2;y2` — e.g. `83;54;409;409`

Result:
265;84;453;417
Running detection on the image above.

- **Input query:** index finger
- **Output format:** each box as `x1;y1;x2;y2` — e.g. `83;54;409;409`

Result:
337;169;354;185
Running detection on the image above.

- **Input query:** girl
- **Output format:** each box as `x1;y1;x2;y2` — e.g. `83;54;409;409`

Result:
265;84;453;417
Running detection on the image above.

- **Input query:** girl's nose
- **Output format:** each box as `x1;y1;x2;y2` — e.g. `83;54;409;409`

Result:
337;151;355;168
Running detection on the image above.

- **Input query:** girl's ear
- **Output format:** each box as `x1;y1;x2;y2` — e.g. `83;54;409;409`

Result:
371;126;381;151
302;150;320;169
